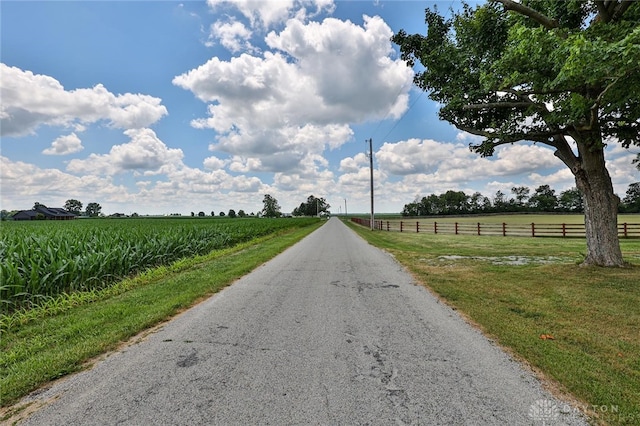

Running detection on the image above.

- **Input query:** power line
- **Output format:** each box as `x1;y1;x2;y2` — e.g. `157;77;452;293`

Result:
378;89;424;143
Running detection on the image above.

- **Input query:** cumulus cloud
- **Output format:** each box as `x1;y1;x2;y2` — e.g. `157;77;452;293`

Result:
203;155;229;170
1;154;270;214
265;16;410;119
207;18;255;52
67;128;184;176
42;133;84;156
173;14;411;174
339;153;369;173
0;155;132;206
0;64;168;137
376;138;560;179
376;139;453;175
528;169;575;189
206;0;334;29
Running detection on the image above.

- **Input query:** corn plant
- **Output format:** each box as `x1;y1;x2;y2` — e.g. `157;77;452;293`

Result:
0;217;317;313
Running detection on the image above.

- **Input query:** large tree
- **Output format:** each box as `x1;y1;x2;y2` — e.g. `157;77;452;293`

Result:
393;0;639;266
261;194;282;218
528;184;559;212
85;202;102;217
622;182;640;212
558;187;584;212
292;195;331;216
64;199;83;215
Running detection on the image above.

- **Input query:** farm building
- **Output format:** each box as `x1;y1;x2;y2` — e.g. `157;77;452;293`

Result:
12;206;76;221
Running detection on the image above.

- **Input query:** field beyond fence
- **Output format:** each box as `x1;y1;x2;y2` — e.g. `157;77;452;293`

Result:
351;216;640;238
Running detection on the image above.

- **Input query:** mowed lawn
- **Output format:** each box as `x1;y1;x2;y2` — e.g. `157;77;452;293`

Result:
347;218;640;426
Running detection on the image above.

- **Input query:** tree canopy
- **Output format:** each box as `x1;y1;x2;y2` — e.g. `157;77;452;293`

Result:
392;0;639;266
261;194;282;218
64;199;83;215
292;195;331;216
393;1;639;158
85;202;102;217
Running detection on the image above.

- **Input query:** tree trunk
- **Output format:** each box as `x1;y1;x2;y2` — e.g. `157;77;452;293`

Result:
573;136;625;267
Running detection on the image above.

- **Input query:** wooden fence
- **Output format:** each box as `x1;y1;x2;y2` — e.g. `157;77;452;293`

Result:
350;218;640;238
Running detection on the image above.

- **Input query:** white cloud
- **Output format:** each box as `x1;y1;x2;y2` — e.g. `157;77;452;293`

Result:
528;169;575;189
42;133;84;155
376;138;560;179
0;156;133;208
264;15;411;120
206;0;334;29
66;128;184;176
376;138;454;175
0;64;168;137
491;144;559;175
339;152;369;173
207;18;255;52
203;155;229;170
173;14;411;175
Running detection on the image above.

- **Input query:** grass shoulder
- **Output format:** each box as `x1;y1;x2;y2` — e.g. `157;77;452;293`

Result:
345;219;640;426
0;221;323;411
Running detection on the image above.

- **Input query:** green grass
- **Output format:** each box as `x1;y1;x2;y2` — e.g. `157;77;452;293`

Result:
0;221;323;410
346;219;640;426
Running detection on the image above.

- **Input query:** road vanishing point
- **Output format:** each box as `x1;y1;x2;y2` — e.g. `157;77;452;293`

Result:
18;218;586;425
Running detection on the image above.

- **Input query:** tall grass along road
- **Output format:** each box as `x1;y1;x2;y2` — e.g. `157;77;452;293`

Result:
16;218;586;425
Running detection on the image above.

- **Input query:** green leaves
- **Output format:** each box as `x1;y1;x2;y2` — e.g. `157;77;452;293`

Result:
0;218;318;313
393;0;640;150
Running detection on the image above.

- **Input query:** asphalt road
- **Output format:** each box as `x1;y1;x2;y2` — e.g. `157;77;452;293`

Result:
19;217;586;425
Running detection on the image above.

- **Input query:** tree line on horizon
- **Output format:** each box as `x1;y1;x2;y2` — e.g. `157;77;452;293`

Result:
401;183;640;217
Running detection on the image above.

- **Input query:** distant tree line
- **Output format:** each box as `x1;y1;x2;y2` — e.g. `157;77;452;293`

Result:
401;183;640;217
59;200;102;217
192;210;250;218
292;195;330;217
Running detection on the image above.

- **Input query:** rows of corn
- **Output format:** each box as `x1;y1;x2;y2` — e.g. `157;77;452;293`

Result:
0;217;317;313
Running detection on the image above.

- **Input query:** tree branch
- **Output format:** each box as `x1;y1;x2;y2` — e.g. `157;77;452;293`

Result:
552;134;581;173
462;102;536;110
491;0;559;29
455;123;560;145
503;87;587;97
595;0;634;24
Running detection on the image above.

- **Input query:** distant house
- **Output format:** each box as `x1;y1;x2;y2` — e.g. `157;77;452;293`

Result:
12;206;76;221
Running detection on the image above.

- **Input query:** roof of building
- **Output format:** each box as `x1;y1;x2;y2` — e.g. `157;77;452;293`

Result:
35;206;75;217
12;207;76;219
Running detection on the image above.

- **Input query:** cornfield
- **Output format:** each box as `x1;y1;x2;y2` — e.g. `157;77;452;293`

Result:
0;217;317;313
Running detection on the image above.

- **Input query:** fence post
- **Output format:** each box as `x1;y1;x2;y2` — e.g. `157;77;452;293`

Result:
531;223;535;237
562;223;566;238
502;222;506;237
477;222;481;236
434;222;438;234
623;223;628;238
416;221;419;233
386;221;390;231
455;222;459;235
400;221;403;232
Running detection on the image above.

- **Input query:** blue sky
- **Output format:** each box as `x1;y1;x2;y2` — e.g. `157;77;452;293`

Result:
1;0;638;215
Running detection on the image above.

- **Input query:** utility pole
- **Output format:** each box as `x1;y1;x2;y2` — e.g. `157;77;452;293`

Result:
344;198;347;216
368;138;374;230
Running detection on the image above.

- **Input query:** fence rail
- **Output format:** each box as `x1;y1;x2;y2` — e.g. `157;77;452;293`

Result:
350;218;640;238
